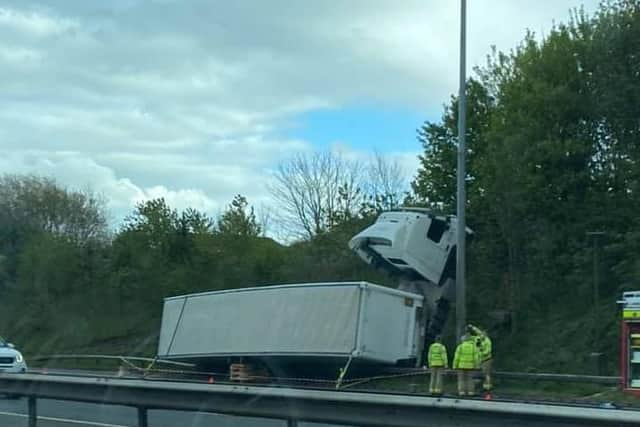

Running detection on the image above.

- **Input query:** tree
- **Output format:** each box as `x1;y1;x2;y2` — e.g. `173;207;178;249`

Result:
114;199;216;301
218;195;261;237
410;0;640;372
269;151;366;239
411;78;494;212
0;174;108;294
362;152;406;214
0;176;111;348
0;174;107;243
123;198;178;235
256;204;273;237
179;208;215;234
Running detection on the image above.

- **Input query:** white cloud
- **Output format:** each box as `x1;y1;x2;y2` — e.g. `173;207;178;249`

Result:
0;145;301;225
0;6;78;38
0;0;600;231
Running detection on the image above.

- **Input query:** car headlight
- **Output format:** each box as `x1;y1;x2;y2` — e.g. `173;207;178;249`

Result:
15;352;23;363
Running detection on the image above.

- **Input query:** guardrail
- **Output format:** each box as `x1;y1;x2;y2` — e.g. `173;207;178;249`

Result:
494;370;620;385
30;354;194;369
382;367;620;384
349;367;621;390
0;373;638;427
32;354;622;385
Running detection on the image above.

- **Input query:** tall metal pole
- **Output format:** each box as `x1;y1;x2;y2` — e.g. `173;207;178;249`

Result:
456;0;467;342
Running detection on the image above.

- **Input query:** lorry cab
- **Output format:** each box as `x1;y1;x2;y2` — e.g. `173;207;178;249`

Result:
349;208;471;286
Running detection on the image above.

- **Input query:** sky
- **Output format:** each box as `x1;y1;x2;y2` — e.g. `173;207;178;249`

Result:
0;0;600;228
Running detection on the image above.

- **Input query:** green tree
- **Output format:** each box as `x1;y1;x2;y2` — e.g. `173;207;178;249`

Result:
411;78;494;213
113;198;217;302
180;208;215;234
411;0;640;373
218;195;261;237
0;175;108;290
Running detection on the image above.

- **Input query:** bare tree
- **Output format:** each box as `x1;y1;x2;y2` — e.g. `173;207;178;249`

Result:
256;203;273;237
268;151;366;239
366;151;406;211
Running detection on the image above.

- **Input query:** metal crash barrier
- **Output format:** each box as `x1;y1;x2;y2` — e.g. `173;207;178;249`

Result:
1;373;639;427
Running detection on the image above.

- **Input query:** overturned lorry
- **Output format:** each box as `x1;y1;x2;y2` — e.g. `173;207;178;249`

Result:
157;208;471;376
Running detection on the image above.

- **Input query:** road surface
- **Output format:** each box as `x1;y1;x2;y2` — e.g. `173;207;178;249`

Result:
0;397;337;427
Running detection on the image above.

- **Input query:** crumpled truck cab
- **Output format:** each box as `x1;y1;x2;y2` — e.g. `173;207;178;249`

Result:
349;208;472;286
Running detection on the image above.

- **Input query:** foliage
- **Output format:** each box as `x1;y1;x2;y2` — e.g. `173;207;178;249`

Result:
0;175;107;292
0;176;378;356
218;194;261;237
411;0;640;373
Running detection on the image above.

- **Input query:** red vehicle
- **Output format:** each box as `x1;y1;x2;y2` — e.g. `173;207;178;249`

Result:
620;291;640;396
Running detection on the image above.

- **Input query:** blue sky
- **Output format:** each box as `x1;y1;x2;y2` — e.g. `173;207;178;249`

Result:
289;106;432;153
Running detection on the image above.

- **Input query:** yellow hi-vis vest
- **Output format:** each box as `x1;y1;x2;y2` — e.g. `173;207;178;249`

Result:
454;340;479;370
427;342;448;368
478;335;492;362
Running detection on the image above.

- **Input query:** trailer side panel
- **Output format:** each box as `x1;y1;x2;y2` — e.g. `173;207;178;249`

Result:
158;284;361;358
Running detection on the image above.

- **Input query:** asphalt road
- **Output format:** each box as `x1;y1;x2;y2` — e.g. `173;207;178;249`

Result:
0;397;338;427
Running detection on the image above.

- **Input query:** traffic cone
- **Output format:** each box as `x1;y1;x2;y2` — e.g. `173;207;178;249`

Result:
208;376;215;384
484;392;493;400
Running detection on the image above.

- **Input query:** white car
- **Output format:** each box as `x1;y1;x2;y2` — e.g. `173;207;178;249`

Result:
0;337;27;373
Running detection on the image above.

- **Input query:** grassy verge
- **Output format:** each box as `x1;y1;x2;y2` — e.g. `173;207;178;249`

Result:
24;330;157;372
347;374;640;409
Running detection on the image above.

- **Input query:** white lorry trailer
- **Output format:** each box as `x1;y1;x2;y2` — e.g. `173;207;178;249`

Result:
158;282;423;368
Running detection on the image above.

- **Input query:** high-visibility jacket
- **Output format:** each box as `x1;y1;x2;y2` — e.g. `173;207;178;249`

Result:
477;335;492;362
470;325;492;362
453;339;479;370
427;342;448;368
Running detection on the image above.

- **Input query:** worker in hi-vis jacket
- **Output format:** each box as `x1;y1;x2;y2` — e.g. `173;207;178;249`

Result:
468;324;493;391
453;333;480;396
426;335;448;395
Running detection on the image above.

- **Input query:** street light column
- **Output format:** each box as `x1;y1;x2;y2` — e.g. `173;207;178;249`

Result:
456;0;467;342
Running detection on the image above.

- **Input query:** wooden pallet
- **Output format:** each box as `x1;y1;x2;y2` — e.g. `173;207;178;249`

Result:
229;363;269;382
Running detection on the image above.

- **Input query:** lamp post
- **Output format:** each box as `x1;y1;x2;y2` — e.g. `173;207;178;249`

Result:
456;0;467;341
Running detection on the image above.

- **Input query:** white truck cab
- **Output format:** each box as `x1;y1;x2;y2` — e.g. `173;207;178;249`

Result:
349;208;471;286
349;208;473;351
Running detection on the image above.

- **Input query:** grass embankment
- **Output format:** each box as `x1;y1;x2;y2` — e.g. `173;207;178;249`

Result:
352;374;640;409
25;329;157;372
